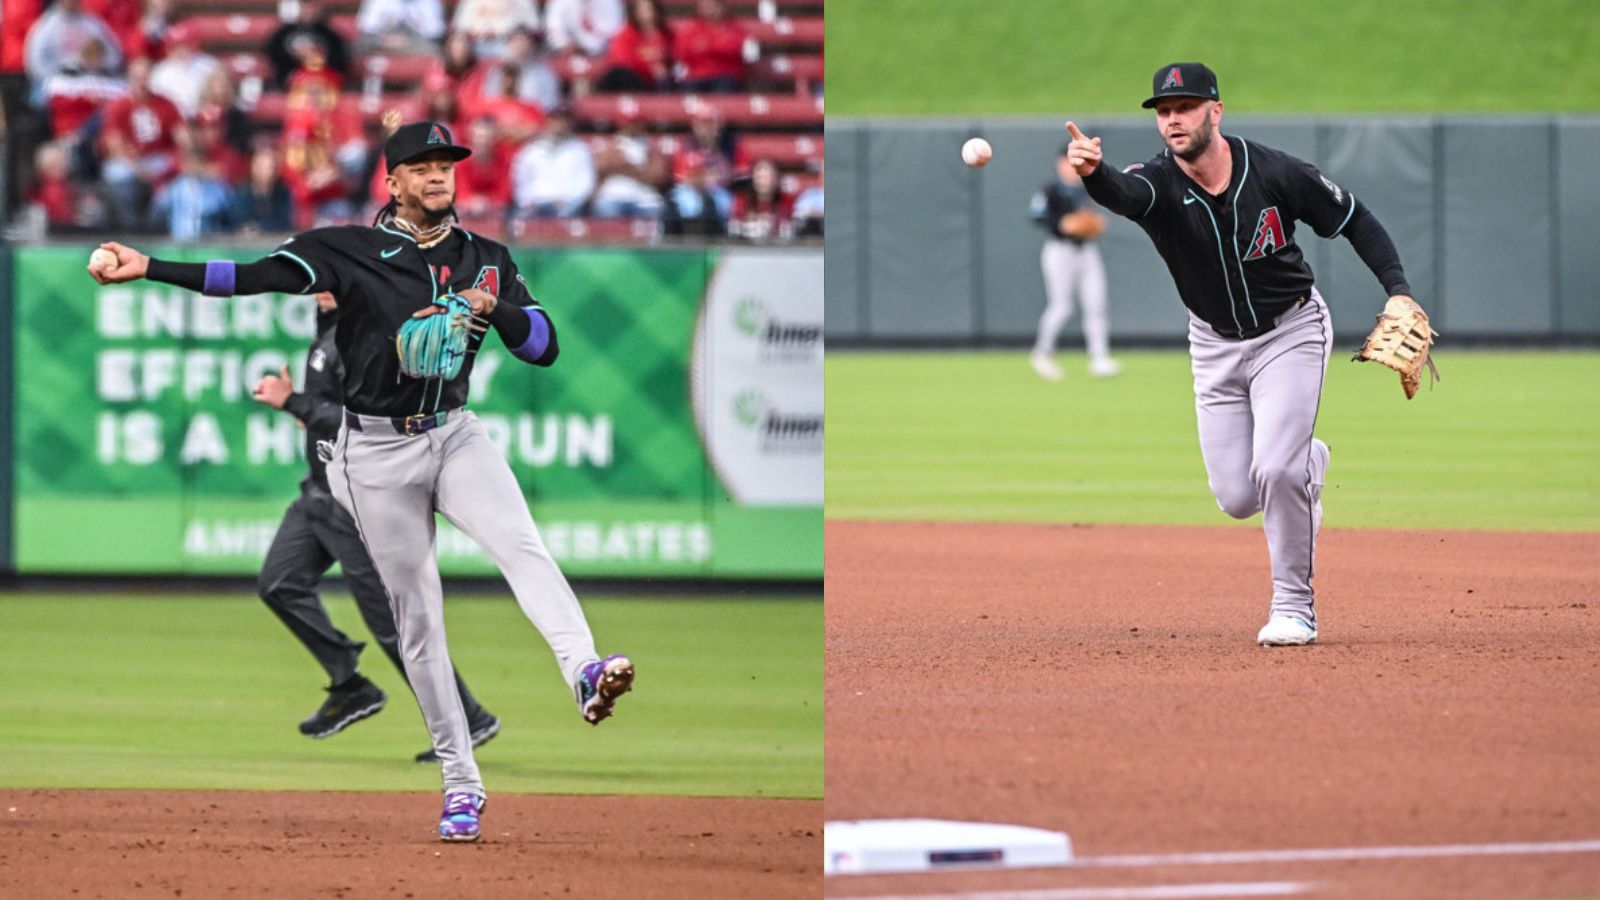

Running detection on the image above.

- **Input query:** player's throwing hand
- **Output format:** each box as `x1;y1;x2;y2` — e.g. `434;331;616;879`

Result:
1063;122;1103;177
86;242;149;285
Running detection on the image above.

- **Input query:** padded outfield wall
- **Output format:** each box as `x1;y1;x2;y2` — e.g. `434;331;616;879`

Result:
0;245;822;580
825;115;1600;344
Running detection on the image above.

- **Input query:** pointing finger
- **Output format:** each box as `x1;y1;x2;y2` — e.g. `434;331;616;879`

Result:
1065;121;1086;140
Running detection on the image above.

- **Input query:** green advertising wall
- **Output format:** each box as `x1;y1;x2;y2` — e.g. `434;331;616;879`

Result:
9;245;821;579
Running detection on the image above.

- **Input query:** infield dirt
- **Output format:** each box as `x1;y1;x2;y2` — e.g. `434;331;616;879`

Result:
824;520;1600;897
1;790;819;897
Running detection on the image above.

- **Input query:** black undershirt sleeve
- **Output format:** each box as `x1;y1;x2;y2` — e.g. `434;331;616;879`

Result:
1340;200;1412;298
145;256;310;295
1081;163;1157;219
483;299;531;347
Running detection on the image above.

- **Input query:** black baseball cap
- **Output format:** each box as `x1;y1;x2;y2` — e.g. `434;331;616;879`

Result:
384;121;472;171
1142;62;1220;109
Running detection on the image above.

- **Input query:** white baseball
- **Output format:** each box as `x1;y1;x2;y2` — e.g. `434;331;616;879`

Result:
961;137;993;168
89;247;118;273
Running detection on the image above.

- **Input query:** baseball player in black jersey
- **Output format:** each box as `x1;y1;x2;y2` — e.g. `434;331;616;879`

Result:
250;290;501;763
89;120;636;842
1064;63;1426;647
1029;147;1118;381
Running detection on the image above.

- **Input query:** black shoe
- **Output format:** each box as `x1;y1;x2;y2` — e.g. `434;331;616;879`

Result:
414;714;501;763
299;676;387;739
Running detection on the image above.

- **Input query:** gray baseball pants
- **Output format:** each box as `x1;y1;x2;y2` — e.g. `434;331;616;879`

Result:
1035;239;1111;364
326;409;600;798
1187;289;1332;626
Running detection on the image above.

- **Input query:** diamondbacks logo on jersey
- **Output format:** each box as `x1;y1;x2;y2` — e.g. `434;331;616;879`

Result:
1162;67;1183;89
473;265;500;296
1243;207;1287;261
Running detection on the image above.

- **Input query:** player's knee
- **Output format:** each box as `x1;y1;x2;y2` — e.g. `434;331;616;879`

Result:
1252;461;1302;493
1211;482;1258;519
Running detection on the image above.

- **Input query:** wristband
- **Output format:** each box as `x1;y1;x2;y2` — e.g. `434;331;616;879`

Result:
202;260;237;297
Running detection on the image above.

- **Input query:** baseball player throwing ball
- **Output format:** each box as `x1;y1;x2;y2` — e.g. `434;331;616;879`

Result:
1066;63;1433;646
88;120;635;841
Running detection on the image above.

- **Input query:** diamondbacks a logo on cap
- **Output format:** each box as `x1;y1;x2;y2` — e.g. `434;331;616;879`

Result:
428;124;449;145
1243;207;1287;261
1162;67;1184;89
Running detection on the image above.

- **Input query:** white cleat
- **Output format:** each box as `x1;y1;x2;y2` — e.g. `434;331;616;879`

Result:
1030;353;1063;382
1257;616;1318;646
1088;357;1123;378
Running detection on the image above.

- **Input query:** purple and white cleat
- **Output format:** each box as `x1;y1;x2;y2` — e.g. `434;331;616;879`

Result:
438;791;485;842
576;654;635;725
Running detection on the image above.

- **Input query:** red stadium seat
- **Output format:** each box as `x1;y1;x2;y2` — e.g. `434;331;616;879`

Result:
737;133;822;168
248;90;421;126
744;17;823;47
571;93;822;128
508;217;660;244
749;54;824;90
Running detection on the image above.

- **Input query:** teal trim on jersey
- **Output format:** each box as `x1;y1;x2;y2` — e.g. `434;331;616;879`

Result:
1330;192;1358;238
270;250;318;293
1186;187;1245;336
1130;173;1157;217
377;222;418;244
1229;139;1260;329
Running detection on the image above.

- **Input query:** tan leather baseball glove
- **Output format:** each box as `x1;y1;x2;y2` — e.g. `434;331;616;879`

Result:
1060;210;1105;240
1353;296;1440;399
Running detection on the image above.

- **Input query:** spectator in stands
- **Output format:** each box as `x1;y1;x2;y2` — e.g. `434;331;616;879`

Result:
41;34;124;142
99;56;186;223
459;27;559;133
590;111;667;218
543;0;625;58
284;40;346;95
120;0;175;63
453;117;513;218
791;160;822;237
84;0;140;59
282;135;351;227
24;0;123;88
149;23;220;118
355;0;447;55
27;140;79;229
674;107;735;189
149;146;233;240
266;0;352;90
730;158;790;240
451;0;540;60
672;0;749;94
511;105;596;218
232;144;295;234
429;30;479;89
663;151;729;236
2;0;46;215
596;0;673;93
193;68;251;184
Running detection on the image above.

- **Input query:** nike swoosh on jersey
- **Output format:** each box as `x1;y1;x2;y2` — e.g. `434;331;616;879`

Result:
381;246;404;258
1183;196;1200;205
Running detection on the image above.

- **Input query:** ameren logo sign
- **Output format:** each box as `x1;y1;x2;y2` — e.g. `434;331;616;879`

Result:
734;389;823;455
733;296;822;362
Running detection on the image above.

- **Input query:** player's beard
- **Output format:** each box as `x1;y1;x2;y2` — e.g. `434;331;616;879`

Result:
1169;115;1215;162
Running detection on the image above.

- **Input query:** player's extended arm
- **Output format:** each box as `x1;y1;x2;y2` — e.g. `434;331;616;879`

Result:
1065;122;1156;219
89;241;311;295
1337;201;1411;299
458;290;560;367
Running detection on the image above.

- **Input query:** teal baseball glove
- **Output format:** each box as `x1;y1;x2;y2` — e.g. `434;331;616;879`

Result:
396;293;486;380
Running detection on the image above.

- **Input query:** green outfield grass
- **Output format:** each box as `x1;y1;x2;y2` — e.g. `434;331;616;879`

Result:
828;0;1600;115
0;593;820;798
826;350;1600;531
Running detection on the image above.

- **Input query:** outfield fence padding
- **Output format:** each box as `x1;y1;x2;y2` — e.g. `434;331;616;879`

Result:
826;115;1600;344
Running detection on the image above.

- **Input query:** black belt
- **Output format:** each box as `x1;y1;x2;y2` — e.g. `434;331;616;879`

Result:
1230;296;1308;340
345;409;455;436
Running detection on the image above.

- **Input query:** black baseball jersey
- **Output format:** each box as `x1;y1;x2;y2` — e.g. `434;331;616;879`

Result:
280;310;344;490
1029;179;1095;244
271;224;543;416
1082;134;1410;339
